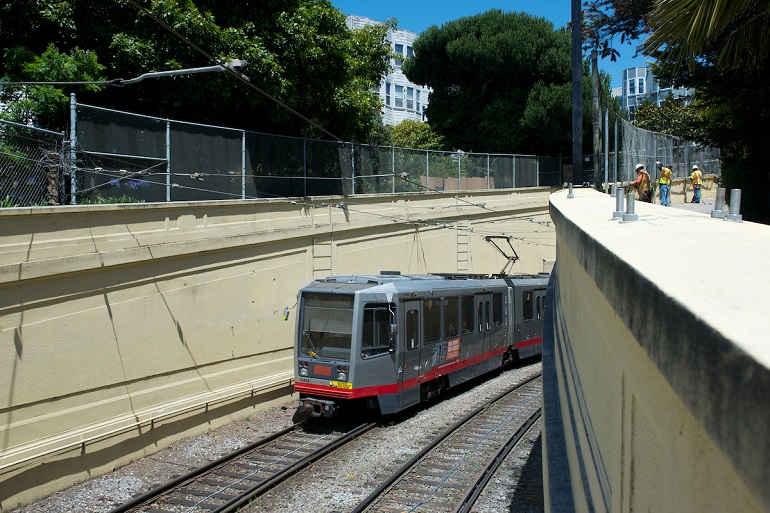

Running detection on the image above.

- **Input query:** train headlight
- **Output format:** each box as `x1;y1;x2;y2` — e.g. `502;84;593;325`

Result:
337;372;347;381
299;368;309;377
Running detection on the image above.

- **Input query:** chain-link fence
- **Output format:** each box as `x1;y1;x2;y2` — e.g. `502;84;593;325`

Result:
611;112;720;184
73;102;562;204
0;120;66;206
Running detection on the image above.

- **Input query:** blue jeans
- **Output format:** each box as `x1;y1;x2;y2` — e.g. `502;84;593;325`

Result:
692;186;701;203
659;184;670;206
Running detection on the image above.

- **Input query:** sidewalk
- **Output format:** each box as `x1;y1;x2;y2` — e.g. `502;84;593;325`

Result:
671;197;715;215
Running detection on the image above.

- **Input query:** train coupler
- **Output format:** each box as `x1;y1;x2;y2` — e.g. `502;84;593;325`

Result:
297;397;336;418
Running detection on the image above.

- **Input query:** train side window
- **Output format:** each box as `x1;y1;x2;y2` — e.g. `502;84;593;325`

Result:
492;293;503;325
536;296;541;320
485;301;490;330
405;308;419;351
443;297;458;338
477;301;483;332
461;295;474;334
424;299;441;343
523;290;534;321
362;303;394;358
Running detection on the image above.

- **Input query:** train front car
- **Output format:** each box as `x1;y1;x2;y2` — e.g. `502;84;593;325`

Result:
294;275;401;418
505;274;549;360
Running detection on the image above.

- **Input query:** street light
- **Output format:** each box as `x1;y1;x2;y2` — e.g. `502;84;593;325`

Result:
0;59;248;87
115;59;248;86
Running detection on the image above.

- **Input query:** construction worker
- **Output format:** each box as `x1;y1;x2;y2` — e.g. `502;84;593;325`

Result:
690;164;703;203
629;163;653;203
656;161;673;206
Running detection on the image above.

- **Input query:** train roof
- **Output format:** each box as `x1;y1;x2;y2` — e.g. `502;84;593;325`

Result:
300;272;549;295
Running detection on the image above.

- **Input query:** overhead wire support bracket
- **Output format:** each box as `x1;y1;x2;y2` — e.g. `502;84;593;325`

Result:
484;235;520;277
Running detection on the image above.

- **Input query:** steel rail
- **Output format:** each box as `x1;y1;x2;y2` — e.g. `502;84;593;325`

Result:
349;372;542;513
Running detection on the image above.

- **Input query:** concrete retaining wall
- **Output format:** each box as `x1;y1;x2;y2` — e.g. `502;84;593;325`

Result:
0;188;554;509
543;188;769;512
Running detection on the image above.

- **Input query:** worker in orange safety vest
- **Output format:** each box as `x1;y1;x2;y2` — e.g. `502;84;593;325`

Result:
630;163;653;203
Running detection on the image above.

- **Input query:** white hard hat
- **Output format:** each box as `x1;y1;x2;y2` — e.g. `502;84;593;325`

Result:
635;163;644;171
692;164;699;170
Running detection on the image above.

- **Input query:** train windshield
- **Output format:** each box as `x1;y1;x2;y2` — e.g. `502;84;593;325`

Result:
300;292;354;360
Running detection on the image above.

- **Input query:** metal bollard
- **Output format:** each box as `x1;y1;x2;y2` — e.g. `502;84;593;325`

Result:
567;182;574;199
711;188;726;218
613;187;624;219
622;192;638;222
725;188;743;222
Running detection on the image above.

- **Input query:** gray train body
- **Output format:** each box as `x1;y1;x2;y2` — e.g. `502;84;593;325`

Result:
294;272;548;417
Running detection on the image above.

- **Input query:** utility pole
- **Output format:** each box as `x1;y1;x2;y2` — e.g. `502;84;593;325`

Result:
571;0;583;188
592;49;601;191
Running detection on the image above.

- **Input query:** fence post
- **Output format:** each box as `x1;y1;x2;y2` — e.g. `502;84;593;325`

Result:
614;115;618;185
69;93;77;204
457;151;461;189
536;157;540;187
166;121;171;202
487;154;490;190
303;138;307;198
392;146;395;194
512;156;516;189
426;150;429;190
604;108;609;192
241;130;246;200
351;143;356;195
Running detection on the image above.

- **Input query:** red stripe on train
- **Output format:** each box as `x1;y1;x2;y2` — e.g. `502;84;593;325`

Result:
514;336;543;349
294;343;524;399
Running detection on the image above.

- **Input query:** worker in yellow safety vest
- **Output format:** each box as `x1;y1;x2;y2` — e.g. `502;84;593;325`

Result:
690;164;703;203
656;161;673;206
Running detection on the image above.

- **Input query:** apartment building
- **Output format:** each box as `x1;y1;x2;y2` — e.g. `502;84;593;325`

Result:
619;66;692;119
346;15;432;126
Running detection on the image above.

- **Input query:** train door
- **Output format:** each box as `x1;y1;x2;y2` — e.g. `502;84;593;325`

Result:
398;300;421;410
518;288;537;359
531;288;546;356
475;293;492;376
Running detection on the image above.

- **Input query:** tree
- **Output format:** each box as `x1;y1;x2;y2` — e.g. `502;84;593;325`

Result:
633;97;702;140
401;10;611;157
389;120;447;150
0;0;392;143
644;0;769;69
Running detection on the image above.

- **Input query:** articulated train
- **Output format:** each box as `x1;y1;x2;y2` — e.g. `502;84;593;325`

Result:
293;272;549;417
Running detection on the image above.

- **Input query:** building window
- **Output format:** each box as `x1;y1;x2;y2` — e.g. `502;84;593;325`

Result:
394;43;403;66
395;85;404;108
638;78;644;94
416;90;420;112
629;79;636;96
407;45;413;58
406;87;414;110
385;82;391;106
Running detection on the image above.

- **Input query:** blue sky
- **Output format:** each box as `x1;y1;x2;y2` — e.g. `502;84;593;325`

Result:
331;0;648;89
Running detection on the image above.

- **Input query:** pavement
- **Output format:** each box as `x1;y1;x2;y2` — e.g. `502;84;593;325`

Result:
670;198;716;215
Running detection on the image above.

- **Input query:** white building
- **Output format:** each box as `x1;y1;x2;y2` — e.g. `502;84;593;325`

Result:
346;15;432;126
619;66;692;120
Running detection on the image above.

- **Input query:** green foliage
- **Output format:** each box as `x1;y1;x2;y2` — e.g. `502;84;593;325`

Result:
79;195;146;204
633;97;702;139
402;10;604;156
1;44;105;127
0;1;392;143
390;120;448;150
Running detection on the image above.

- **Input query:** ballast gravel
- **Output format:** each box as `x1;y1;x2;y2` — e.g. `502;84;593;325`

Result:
12;361;543;513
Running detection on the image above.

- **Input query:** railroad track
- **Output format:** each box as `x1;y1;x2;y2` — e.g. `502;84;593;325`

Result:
108;420;376;513
351;374;542;513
